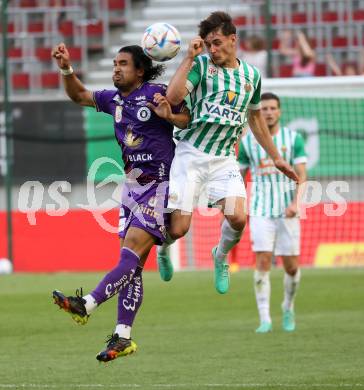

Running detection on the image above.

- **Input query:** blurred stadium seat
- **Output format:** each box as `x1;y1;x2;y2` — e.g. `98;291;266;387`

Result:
8;47;23;58
314;63;327;76
3;0;363;93
108;0;127;26
291;12;307;24
2;0;129;93
58;19;74;36
235;0;364;78
40;71;60;88
322;10;339;22
353;9;364;20
332;36;349;47
278;64;293;77
11;72;30;89
19;0;37;6
27;21;44;33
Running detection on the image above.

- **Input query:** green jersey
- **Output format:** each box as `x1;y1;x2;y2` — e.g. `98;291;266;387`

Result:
174;54;261;157
238;127;307;217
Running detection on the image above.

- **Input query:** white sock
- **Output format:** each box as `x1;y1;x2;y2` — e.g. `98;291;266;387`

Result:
83;294;98;315
215;219;243;260
115;324;131;339
282;269;301;312
157;243;170;256
157;233;175;256
254;271;271;324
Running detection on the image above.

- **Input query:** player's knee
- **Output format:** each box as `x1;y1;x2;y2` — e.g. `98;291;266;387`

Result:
285;265;298;276
124;234;138;249
256;257;271;271
169;225;189;240
227;214;247;231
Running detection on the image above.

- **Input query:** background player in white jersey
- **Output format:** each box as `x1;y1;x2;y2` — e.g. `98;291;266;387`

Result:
157;11;299;294
238;92;307;333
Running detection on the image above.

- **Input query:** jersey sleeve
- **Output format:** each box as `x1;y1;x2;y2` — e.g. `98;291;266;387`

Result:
155;83;186;114
248;75;261;110
186;59;202;93
93;90;113;115
293;132;308;165
171;100;187;114
237;140;250;169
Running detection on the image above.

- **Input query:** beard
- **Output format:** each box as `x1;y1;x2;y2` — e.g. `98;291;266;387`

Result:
267;119;279;130
113;80;124;89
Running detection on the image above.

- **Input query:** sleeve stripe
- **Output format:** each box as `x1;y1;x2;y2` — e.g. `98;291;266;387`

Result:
186;80;194;93
248;102;261;110
293;156;307;165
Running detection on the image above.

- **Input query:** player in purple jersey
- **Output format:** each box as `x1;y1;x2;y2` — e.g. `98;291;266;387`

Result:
50;43;190;362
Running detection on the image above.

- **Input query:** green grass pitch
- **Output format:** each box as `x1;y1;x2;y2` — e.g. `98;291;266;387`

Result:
0;268;363;390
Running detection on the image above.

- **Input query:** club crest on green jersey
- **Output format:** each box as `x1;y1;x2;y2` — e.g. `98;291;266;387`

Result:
244;83;252;92
208;65;218;76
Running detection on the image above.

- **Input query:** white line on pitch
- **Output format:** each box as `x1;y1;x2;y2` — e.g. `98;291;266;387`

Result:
0;384;363;388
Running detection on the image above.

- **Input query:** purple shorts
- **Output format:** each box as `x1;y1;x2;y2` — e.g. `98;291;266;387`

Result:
118;181;169;245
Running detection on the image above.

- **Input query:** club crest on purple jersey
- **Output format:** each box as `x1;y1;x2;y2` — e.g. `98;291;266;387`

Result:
124;125;143;149
137;106;152;121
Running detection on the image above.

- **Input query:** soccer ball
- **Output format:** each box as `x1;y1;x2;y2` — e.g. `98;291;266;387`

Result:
141;23;181;62
0;258;13;274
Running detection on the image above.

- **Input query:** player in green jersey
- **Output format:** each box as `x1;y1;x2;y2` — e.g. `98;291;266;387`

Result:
157;11;299;294
238;92;307;332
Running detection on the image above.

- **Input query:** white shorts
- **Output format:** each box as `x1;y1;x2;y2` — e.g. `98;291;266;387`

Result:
168;140;246;212
249;216;300;256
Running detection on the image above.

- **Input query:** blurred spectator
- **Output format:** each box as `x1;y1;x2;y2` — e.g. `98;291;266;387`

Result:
81;0;99;20
279;30;316;77
53;0;67;25
37;0;66;24
241;35;268;78
326;51;364;76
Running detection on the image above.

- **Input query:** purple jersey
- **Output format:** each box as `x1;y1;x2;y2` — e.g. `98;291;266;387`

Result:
93;83;180;183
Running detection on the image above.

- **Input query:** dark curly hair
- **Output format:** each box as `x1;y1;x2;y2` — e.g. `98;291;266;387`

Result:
198;11;236;39
118;45;165;82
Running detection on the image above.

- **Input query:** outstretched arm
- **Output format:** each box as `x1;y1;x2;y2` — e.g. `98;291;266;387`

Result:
51;42;94;107
248;109;299;183
166;36;204;105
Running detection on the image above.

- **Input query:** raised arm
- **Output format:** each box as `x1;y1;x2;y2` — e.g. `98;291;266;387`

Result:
359;48;364;75
326;53;342;76
51;42;94;107
166;37;204;105
296;31;315;60
248;109;299;183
